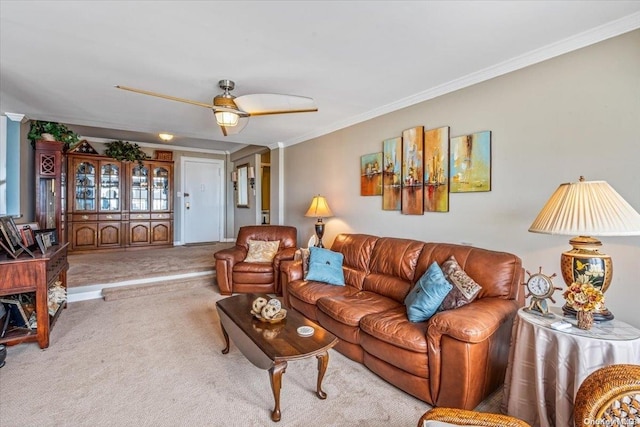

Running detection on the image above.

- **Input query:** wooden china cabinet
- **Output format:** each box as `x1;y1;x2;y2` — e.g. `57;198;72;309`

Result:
66;152;173;252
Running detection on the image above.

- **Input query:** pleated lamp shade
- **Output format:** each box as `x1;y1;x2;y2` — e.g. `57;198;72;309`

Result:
529;178;640;236
528;177;640;321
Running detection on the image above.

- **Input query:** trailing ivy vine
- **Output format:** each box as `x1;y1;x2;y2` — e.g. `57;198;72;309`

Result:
104;140;149;166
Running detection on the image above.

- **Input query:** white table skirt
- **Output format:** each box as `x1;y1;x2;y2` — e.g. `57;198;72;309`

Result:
501;307;640;427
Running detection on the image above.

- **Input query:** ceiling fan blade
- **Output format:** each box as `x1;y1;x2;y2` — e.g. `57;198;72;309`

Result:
234;93;317;116
115;85;240;113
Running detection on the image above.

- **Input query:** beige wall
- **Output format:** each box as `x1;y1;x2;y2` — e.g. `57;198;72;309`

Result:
283;30;640;327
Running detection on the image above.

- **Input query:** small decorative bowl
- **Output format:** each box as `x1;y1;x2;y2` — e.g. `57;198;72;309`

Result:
251;308;287;324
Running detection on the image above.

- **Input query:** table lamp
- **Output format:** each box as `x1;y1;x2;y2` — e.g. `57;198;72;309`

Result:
305;195;333;248
528;176;640;320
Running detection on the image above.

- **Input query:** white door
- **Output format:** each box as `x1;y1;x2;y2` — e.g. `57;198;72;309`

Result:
182;158;223;243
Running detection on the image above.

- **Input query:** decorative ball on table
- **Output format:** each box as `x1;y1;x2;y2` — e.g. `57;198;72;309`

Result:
250;297;287;323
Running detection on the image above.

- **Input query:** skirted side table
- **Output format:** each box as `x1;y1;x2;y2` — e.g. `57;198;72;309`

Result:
501;307;640;427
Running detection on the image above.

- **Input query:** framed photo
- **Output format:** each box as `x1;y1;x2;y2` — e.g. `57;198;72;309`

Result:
38;228;58;245
0;216;22;247
20;225;36;248
34;229;55;254
0;297;33;331
0;215;32;258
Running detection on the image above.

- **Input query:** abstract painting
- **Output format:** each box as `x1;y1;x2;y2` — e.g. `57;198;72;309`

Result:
360;152;383;196
382;137;402;210
450;130;491;193
424;126;450;212
401;126;424;215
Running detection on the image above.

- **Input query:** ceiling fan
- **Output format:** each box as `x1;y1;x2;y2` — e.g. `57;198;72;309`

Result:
116;80;318;136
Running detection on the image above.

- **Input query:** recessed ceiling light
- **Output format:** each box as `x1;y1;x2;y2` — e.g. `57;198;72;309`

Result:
158;133;173;142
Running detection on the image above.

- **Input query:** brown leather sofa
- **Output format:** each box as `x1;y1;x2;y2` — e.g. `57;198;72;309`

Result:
214;225;297;295
281;233;524;410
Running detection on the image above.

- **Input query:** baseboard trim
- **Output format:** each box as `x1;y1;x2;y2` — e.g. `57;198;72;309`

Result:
67;270;215;303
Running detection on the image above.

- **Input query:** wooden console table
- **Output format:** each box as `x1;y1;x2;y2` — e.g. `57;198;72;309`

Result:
0;243;69;348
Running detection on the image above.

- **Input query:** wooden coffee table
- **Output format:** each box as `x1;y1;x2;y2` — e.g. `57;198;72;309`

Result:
216;293;338;422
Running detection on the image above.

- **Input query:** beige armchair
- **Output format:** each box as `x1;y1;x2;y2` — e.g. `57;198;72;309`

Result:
574;364;640;427
214;225;297;295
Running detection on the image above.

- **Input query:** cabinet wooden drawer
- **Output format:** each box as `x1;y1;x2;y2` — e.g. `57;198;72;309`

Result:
71;213;98;221
99;213;122;221
151;213;172;220
46;248;68;286
130;213;150;220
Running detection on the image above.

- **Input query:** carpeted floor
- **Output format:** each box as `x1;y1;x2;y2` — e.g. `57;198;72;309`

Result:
67;242;234;288
0;286;504;426
9;244;507;425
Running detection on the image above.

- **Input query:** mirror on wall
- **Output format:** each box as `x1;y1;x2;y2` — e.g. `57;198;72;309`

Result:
236;163;249;208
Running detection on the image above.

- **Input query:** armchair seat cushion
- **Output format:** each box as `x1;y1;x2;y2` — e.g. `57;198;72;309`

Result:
317;291;401;327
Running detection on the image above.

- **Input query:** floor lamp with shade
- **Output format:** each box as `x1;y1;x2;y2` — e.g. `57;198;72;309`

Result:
528;176;640;320
305;195;333;248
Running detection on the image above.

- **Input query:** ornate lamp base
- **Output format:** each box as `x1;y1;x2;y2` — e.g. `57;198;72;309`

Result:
560;236;614;321
314;220;325;248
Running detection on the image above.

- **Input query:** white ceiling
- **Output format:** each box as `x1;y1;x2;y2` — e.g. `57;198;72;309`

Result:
2;1;639;153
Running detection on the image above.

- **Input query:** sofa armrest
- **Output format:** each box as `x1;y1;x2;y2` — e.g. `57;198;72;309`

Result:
280;259;303;307
428;297;519;344
427;297;520;409
214;246;247;295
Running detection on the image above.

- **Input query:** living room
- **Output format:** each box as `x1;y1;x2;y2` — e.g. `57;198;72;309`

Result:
1;2;640;426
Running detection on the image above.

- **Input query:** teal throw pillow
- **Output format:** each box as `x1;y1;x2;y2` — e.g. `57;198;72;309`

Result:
305;246;345;286
404;262;453;322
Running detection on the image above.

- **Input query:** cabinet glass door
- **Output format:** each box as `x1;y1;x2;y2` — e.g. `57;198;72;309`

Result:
100;163;120;211
130;164;149;211
74;161;96;211
152;167;169;211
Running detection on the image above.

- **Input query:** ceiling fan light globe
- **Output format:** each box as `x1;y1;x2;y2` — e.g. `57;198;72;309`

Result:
215;111;239;127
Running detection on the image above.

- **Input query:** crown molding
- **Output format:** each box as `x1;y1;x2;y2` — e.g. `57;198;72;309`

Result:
82;136;227;155
4;113;28;123
281;12;640;148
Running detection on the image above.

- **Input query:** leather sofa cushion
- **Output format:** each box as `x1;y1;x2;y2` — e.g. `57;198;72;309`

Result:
288;280;358;306
360;305;429;353
331;234;379;289
363;237;424;302
316;291;401;327
417;243;522;300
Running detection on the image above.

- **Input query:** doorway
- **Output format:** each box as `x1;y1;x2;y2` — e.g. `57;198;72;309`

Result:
181;157;224;244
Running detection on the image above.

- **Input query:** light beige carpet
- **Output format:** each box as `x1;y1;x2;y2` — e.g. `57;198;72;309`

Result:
67;243;233;288
0;286;502;427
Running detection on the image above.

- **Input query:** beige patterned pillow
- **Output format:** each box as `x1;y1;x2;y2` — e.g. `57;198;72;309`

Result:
293;247;311;278
244;240;280;263
439;255;482;311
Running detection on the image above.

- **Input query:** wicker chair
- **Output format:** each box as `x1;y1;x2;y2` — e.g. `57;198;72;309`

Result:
574;364;640;427
417;407;530;427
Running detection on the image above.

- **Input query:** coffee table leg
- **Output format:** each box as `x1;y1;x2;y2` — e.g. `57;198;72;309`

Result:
220;324;230;354
269;361;287;422
316;351;329;399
